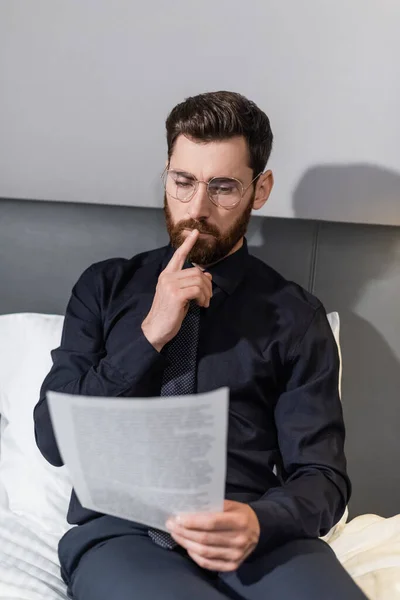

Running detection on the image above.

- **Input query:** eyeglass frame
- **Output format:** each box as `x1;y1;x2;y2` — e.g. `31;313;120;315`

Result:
162;167;263;210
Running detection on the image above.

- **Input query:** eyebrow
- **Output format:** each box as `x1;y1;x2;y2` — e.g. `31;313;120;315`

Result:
172;170;196;179
170;169;245;185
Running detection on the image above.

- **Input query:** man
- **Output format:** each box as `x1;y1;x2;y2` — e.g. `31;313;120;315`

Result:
34;91;367;599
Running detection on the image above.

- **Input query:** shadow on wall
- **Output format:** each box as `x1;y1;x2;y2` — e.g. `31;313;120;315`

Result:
293;163;400;519
293;163;400;225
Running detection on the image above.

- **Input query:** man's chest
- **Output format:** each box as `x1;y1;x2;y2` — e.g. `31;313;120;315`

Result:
196;305;281;430
103;284;284;420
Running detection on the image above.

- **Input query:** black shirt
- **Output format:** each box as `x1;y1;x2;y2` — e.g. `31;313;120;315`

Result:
34;238;351;556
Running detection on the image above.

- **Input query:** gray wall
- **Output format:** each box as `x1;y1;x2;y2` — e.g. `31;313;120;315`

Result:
1;198;399;519
1;1;399;224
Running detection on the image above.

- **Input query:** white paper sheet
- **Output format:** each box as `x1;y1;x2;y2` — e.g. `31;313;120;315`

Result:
47;388;228;531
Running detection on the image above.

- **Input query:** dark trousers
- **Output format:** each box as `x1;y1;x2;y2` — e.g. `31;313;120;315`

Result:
59;516;368;600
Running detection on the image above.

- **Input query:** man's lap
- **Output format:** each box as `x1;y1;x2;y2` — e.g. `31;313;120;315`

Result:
59;516;367;600
59;516;224;600
218;538;368;599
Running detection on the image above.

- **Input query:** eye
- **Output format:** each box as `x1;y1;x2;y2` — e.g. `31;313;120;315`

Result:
209;180;238;195
170;171;195;188
217;185;234;194
176;180;193;188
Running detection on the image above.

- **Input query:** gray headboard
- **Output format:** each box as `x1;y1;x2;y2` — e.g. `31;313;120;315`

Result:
1;198;399;520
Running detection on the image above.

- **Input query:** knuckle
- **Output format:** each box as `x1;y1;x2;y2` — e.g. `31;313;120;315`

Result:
161;271;172;284
198;532;209;545
171;286;180;298
201;546;213;559
209;516;218;529
235;534;247;548
232;549;244;562
196;555;209;569
162;277;172;290
238;515;248;529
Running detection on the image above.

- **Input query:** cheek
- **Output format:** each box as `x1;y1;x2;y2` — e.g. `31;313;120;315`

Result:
217;213;236;235
166;198;184;224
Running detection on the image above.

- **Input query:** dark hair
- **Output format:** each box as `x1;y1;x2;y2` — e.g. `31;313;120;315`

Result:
166;91;273;176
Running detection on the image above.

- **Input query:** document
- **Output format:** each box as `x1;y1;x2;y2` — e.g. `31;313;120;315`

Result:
47;388;229;531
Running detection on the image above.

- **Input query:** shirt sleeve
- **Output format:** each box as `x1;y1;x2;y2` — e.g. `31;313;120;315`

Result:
249;306;351;555
33;264;167;467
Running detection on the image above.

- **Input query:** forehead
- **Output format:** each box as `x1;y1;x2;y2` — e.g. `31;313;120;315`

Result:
170;135;251;178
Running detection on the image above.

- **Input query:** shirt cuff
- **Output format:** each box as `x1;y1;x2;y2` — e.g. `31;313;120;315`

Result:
106;327;168;388
249;498;301;557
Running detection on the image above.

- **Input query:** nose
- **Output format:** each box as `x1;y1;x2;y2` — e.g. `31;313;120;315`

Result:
186;181;212;221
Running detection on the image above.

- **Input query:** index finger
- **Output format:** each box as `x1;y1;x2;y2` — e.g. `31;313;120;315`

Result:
173;511;237;532
165;229;199;272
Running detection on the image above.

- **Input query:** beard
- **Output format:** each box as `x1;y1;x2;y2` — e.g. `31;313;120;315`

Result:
164;192;253;266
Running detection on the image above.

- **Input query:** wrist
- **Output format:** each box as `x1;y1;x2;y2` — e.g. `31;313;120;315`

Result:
141;320;165;353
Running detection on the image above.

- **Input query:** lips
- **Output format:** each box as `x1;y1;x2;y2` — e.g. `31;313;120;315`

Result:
184;228;214;237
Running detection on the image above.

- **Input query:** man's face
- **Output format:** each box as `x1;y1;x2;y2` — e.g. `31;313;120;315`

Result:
164;135;255;266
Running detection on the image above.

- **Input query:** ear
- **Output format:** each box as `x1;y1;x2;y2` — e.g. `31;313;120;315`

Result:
252;170;274;210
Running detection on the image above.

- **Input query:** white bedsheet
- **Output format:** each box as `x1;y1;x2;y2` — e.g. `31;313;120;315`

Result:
0;506;70;600
0;504;399;600
330;513;400;600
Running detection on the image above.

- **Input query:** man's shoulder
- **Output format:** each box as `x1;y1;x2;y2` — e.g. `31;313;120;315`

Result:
247;253;322;316
246;254;328;347
86;245;169;281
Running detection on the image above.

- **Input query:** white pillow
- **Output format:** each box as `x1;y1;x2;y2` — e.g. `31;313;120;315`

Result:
0;313;72;535
326;311;343;398
322;311;348;542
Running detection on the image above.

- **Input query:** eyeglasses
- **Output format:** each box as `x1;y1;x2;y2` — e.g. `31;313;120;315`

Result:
162;168;262;210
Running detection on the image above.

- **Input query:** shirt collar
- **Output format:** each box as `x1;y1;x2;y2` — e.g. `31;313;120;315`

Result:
161;237;249;296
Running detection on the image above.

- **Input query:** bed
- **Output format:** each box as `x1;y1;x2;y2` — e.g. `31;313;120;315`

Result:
1;506;400;600
0;200;399;599
0;313;399;600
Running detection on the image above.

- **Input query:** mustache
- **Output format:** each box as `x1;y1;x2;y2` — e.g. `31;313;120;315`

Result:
173;219;220;238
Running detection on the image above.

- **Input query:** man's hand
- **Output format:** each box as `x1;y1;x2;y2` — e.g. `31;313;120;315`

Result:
141;229;212;352
166;500;260;572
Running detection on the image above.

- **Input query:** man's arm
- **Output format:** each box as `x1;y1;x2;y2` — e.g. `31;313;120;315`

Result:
166;305;351;572
249;306;351;555
33;263;167;467
34;231;212;469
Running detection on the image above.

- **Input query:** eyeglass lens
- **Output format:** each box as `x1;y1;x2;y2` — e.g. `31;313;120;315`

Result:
165;171;242;207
